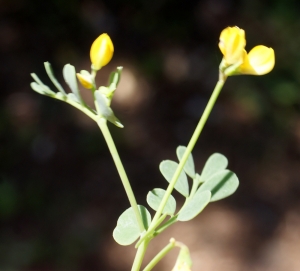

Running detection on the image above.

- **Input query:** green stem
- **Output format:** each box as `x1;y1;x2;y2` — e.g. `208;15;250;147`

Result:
97;119;145;233
154;216;178;236
150;78;226;228
50;93;145;232
132;240;150;271
135;213;167;248
142;239;176;271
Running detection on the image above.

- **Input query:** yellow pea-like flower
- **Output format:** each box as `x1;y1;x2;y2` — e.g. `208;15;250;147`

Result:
90;33;114;70
219;26;275;76
238;46;275;75
219;26;246;66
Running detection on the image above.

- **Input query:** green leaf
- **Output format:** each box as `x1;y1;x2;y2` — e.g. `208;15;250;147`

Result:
176;146;195;179
177;190;211;221
30;82;46;95
108;66;123;90
30;73;55;95
159;160;189;197
63;64;81;102
147;188;176;215
94;90;124;128
113;205;151;246
200;153;228;181
198;169;239;202
44;62;67;95
30;82;55;96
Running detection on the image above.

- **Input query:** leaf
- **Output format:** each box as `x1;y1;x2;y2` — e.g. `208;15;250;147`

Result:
176;146;195;179
63;64;81;101
177;190;211;221
108;66;123;90
113;205;151;246
30;73;55;95
200;153;228;181
94;90;124;128
159;160;189;197
198;169;239;202
30;82;55;96
30;82;46;95
147;188;176;215
44;62;67;95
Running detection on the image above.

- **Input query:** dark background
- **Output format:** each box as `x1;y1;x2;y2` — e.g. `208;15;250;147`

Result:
1;0;300;270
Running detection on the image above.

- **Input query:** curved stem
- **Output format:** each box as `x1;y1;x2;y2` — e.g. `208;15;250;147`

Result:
98;119;145;232
50;92;145;232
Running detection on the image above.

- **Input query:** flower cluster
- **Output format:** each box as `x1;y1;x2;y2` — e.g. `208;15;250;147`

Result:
219;26;275;76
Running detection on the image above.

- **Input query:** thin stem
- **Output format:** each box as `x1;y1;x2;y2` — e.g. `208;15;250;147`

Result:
98;119;145;233
142;239;176;271
50;93;145;232
131;240;150;271
51;93;98;120
154;216;178;236
150;78;226;228
135;213;167;248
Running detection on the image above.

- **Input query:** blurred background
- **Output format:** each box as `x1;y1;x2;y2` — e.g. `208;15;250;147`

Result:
1;0;300;270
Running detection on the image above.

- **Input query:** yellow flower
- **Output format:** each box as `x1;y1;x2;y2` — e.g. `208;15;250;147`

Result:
90;33;114;70
219;27;246;66
219;26;275;76
76;71;93;89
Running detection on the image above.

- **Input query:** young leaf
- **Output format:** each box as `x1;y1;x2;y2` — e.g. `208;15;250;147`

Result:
177;190;211;221
108;66;123;90
30;73;55;95
176;146;195;179
94;90;124;128
147;188;176;215
200;153;228;181
44;62;67;95
63;64;81;102
159;160;189;197
30;82;46;95
113;205;151;246
30;82;55;96
198;169;239;202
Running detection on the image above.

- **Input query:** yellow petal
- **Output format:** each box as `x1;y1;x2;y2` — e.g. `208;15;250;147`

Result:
90;33;114;70
76;73;93;89
219;26;246;65
239;45;275;75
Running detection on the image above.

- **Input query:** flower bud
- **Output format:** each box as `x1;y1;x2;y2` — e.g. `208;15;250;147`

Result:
76;70;93;89
90;33;114;70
